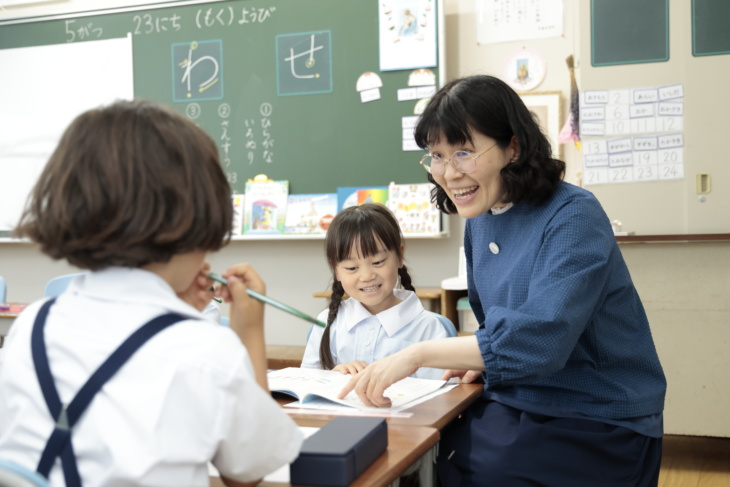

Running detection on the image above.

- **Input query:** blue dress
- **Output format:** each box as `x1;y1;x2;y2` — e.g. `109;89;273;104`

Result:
437;182;666;486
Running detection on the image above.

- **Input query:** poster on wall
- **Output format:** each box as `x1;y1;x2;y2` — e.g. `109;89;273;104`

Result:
379;0;438;71
475;0;563;44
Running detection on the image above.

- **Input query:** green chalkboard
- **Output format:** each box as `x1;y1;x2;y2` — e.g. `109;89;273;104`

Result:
0;0;441;195
692;0;730;56
591;0;669;66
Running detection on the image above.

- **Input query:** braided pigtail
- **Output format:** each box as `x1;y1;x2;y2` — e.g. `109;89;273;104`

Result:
398;265;416;292
319;280;345;370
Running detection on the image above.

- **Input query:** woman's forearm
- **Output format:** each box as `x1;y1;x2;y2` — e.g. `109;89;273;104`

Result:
410;335;485;371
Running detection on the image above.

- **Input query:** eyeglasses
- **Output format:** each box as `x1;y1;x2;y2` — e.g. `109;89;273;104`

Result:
419;143;497;176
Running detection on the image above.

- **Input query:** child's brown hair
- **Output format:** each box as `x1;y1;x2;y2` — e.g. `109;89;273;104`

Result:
15;99;232;269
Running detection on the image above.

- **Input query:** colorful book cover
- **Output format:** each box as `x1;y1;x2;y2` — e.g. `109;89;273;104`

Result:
336;186;388;212
231;194;245;236
357;188;388;206
243;178;289;235
387;182;441;235
284;193;338;234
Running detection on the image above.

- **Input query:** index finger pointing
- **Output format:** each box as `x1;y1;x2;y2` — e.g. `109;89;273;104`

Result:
337;373;359;400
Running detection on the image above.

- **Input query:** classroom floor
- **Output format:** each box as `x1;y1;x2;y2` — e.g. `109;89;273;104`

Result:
659;435;730;487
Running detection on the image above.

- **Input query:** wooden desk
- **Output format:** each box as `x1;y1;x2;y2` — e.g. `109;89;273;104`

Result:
314;287;443;314
266;382;481;486
263;350;484;428
266;345;304;370
209;424;439;487
276;382;483;431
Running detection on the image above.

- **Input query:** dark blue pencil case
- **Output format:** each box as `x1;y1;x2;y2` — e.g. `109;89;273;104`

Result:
290;416;388;486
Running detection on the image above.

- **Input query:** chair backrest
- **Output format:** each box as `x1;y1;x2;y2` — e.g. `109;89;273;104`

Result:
0;275;6;303
43;273;84;298
0;459;48;487
426;311;458;337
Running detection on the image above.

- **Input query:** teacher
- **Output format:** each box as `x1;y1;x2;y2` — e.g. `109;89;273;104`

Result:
339;75;667;487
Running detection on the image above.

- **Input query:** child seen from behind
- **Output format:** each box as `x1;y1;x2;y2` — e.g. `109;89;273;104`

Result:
301;203;449;379
0;99;302;487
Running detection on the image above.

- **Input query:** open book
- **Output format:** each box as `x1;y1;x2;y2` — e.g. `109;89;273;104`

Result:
268;367;447;411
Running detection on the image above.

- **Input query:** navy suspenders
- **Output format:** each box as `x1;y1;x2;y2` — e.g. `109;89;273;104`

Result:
31;298;185;486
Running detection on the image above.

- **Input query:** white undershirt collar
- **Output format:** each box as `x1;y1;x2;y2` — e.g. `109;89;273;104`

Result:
490;202;514;215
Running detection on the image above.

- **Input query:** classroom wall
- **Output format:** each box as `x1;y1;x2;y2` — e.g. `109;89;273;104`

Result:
1;0;728;437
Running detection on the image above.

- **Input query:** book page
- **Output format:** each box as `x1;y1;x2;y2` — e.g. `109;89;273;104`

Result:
268;367;447;411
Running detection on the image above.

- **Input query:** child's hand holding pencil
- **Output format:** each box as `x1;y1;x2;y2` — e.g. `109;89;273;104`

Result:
209;271;327;328
210;264;267;331
210;264;269;389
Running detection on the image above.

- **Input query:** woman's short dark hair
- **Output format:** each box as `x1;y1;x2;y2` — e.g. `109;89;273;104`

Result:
15;99;232;270
414;75;566;213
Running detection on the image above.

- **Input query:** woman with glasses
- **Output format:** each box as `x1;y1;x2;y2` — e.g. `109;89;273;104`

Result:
339;75;666;487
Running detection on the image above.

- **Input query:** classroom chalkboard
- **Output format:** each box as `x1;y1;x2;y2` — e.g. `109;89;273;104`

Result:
0;0;441;198
692;0;730;56
591;0;669;66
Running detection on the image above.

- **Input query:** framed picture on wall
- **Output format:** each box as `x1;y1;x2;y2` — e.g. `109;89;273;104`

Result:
518;91;563;159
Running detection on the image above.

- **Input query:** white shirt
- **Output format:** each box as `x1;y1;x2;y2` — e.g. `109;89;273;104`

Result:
202;301;222;324
301;289;448;379
0;267;302;487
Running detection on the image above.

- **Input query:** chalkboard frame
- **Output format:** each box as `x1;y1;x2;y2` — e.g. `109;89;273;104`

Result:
590;0;669;67
691;0;730;57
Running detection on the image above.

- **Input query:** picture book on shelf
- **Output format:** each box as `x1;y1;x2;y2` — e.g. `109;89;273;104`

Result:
387;182;441;235
268;367;447;412
284;193;337;235
243;175;288;235
336;186;388;212
357;188;388;206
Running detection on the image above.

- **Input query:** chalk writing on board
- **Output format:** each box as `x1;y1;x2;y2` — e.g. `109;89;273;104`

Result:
64;20;102;43
132;13;181;35
245;119;256;165
219;102;235;183
172;40;223;101
276;31;332;96
240;102;274;169
195;6;276;29
261;102;273;164
185;102;201;120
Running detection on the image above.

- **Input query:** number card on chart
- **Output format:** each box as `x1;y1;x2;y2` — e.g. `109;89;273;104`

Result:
580;83;684;186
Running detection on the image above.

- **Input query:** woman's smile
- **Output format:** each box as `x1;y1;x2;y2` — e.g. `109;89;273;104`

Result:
450;185;479;203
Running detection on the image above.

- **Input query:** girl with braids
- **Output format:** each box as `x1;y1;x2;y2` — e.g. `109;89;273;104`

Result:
301;203;449;380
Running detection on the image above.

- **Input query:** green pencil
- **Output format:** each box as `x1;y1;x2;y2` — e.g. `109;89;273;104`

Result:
209;272;327;328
